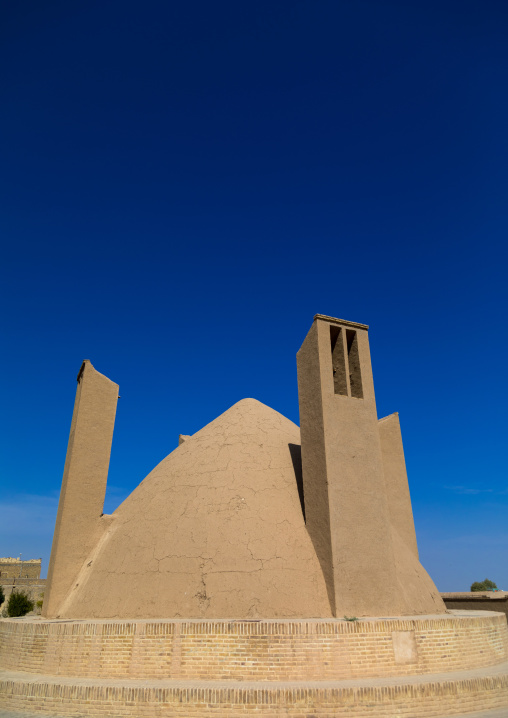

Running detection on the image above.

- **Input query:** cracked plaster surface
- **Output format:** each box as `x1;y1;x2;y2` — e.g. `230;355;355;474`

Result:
59;399;331;619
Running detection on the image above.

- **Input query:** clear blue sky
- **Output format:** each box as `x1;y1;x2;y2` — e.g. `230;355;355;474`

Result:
1;0;507;591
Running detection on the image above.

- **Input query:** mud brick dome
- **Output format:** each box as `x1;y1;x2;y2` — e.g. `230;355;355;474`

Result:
43;315;445;620
53;399;331;618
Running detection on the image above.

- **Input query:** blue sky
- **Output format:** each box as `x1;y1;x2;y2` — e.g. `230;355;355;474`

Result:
1;0;507;591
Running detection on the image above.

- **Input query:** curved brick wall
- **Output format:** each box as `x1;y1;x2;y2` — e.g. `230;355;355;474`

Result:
1;672;508;718
1;612;507;681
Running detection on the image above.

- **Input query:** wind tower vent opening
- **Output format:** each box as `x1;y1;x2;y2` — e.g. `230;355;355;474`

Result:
346;329;363;399
330;326;348;396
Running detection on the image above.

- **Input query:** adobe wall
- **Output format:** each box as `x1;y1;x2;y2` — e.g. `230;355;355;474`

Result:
43;360;118;618
0;558;41;580
1;578;46;605
442;592;508;619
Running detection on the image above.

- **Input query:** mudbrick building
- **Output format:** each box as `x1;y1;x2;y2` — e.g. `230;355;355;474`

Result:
0;559;45;606
0;558;41;581
1;314;507;717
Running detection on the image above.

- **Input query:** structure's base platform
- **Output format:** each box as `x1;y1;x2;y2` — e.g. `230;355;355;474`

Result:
2;661;508;717
1;612;508;716
1;612;507;681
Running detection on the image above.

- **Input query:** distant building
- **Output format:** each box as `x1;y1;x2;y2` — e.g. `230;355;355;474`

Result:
0;557;41;580
0;558;45;605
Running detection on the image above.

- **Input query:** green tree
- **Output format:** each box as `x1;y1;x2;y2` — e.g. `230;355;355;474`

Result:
470;578;498;592
6;590;34;617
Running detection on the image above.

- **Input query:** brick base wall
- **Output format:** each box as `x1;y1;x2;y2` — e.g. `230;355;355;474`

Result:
1;612;507;681
1;670;508;717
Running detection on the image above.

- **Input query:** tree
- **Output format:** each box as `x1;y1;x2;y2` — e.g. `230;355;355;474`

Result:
470;578;498;592
6;590;34;617
0;584;4;606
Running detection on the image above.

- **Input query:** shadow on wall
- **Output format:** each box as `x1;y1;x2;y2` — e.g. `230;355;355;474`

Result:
288;443;305;521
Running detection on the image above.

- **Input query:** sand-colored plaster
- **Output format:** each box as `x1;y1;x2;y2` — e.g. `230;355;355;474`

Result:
378;412;419;557
56;399;331;619
294;321;337;614
297;316;445;617
43;361;118;618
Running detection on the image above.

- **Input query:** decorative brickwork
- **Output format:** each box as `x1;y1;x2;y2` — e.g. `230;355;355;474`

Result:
1;613;506;681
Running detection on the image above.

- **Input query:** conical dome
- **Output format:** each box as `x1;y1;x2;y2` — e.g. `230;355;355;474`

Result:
58;399;331;618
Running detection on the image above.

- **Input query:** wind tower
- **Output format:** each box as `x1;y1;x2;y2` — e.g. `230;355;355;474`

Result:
297;314;443;616
43;361;118;618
